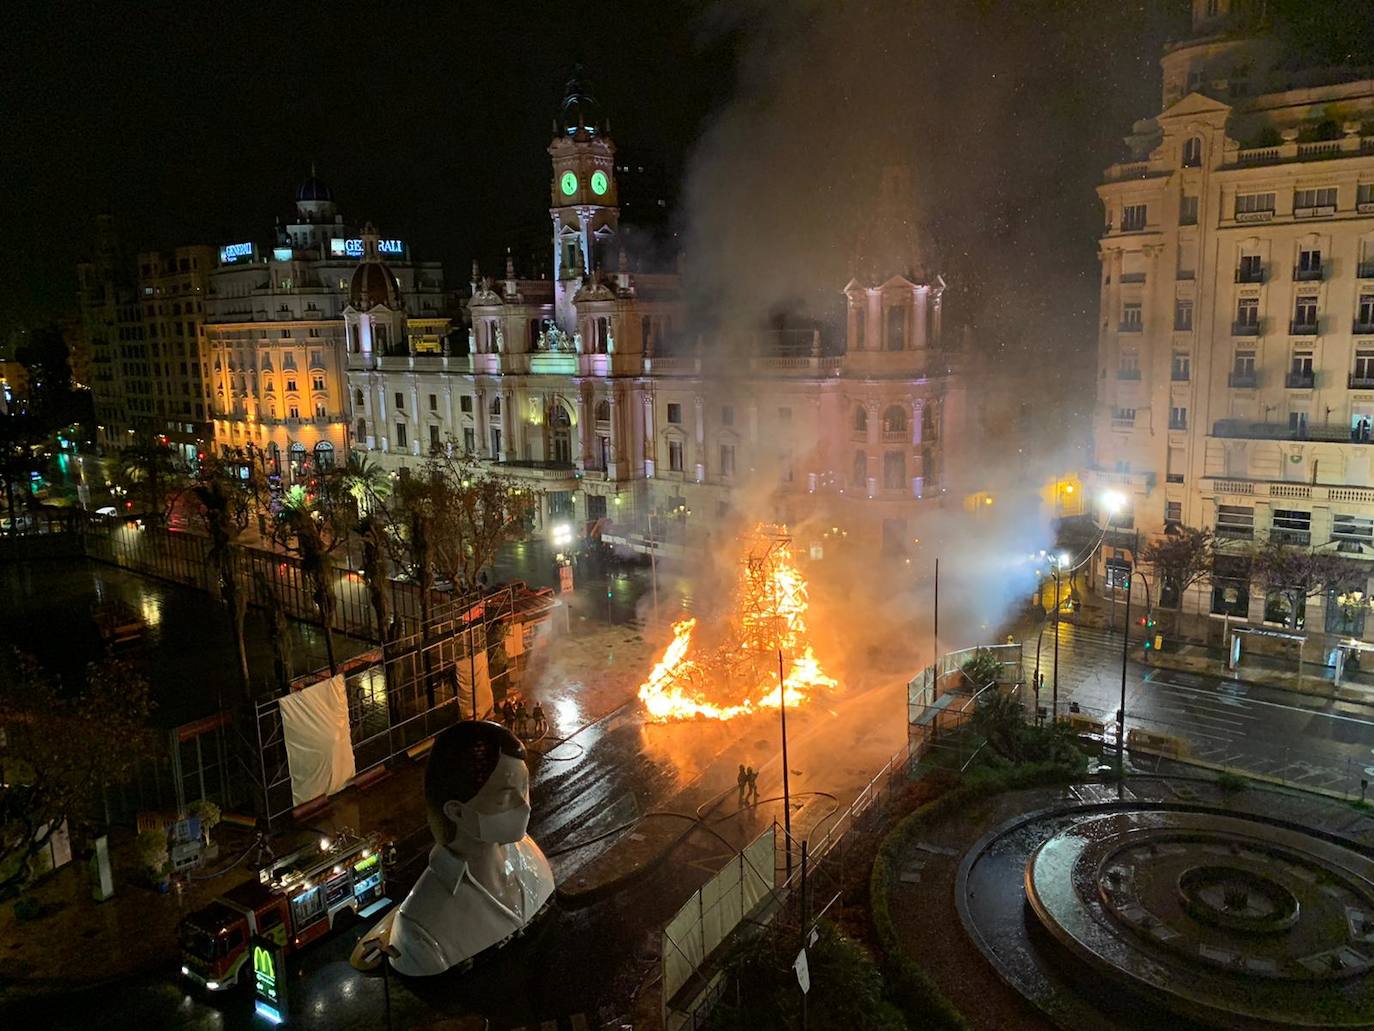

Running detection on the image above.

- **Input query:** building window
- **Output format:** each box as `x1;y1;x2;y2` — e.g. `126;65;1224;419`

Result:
1272;509;1312;546
1293;187;1336;214
885;304;906;350
1359;295;1374;330
1174;299;1193;331
429;394;438;411
1111;407;1136;426
1235;192;1275;218
1169;406;1187;430
548;491;574;519
1290;348;1314;384
356;418;366;441
720;444;736;478
1212;554;1251;615
854;406;868;432
881;405;907;433
1359;183;1374;208
288;404;300;419
1167;446;1186;483
668;439;684;472
354;388;363;407
666;402;682;425
314;402;326;418
285;378;297;392
396;423;408;449
1354;349;1374;384
460;395;473;414
852;451;867;488
1121;204;1147;231
1120;303;1143;331
1216;505;1254;540
429;424;440;451
1171;351;1191;381
1296;248;1323;281
1181;137;1202;167
1289;410;1308;435
462;427;475;453
721;405;735;427
490;427;502;456
1235;297;1259;329
1179;195;1199;226
1293;295;1318;328
1333;514;1374;546
312;376;324;392
1165;500;1182;527
883;451;906;489
314;441;334;471
1118;352;1140;378
1237;254;1263;283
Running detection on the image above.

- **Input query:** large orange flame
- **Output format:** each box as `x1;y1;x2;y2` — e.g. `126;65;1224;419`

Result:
638;526;837;721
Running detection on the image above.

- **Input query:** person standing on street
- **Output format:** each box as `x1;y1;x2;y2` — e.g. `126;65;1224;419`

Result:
737;764;748;805
746;766;759;801
532;701;548;737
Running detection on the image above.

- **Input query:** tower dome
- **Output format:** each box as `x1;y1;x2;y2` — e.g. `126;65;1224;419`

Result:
558;66;604;136
296;173;333;203
349;224;402;311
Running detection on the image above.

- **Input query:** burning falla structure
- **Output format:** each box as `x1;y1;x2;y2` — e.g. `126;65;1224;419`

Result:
638;525;837;722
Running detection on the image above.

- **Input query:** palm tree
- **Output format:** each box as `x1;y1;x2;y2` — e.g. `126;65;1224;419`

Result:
117;433;187;525
278;487;341;675
187;459;251;700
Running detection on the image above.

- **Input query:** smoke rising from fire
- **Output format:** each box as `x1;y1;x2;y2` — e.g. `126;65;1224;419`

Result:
650;1;1175;661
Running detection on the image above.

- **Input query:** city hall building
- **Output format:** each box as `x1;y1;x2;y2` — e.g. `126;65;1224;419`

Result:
1090;0;1374;630
347;78;962;552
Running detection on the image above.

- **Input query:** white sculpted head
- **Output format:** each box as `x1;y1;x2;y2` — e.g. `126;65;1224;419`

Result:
424;720;532;848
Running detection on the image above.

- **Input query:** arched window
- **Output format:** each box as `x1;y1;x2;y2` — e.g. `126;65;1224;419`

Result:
922;402;940;441
884;451;906;490
852;450;867;489
356;418;367;442
885;304;906;351
288;442;307;478
1182;136;1202;168
354;388;363;407
549;404;573;465
314;441;335;471
264;377;274;393
882;405;907;434
594;400;611;423
854;406;867;433
490;396;502;417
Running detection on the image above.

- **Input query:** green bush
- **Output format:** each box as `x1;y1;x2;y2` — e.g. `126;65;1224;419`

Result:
706;923;905;1031
1216;770;1249;794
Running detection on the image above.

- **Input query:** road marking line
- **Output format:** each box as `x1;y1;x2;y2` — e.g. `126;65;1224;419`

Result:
1149;677;1374;727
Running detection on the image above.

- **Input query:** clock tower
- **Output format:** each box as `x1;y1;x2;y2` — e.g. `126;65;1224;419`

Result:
550;68;619;332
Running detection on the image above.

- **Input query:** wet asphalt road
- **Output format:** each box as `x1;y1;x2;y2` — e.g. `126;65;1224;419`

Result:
1035;620;1374;794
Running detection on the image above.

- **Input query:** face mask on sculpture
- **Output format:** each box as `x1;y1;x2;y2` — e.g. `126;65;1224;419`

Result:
442;752;532;845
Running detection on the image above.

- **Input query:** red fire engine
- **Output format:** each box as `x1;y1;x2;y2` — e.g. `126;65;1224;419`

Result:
179;831;388;991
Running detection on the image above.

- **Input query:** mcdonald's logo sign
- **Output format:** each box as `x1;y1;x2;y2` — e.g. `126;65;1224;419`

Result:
254;944;274;979
251;935;286;1021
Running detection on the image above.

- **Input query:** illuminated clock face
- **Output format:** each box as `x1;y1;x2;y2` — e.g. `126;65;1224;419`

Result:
560;171;578;197
590;170;609;196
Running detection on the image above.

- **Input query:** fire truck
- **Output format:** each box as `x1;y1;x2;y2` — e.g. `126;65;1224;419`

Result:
179;831;388;992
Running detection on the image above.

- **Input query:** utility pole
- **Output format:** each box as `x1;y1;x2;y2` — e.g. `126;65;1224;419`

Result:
779;645;793;881
1051;561;1061;723
1118;529;1138;789
933;557;940;659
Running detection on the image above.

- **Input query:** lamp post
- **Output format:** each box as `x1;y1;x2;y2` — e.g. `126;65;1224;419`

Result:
1046;490;1127;724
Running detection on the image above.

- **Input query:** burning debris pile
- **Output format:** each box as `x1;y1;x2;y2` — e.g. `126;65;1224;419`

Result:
638;525;838;721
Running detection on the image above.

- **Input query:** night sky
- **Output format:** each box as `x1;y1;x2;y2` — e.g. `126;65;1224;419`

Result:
2;0;1238;356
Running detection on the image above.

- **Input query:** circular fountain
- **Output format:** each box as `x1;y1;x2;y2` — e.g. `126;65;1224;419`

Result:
961;805;1374;1029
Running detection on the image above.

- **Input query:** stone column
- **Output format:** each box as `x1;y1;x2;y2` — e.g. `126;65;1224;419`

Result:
912;399;924;446
608;392;621;479
501;388;514;462
475;386;488;458
576;391;590;471
693;393;706;482
643;394;656;478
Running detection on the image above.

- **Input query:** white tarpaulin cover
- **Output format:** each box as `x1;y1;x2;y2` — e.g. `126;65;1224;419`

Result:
662;824;776;1002
279;673;356;806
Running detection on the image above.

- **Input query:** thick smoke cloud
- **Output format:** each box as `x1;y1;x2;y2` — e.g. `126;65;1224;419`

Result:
657;1;1178;662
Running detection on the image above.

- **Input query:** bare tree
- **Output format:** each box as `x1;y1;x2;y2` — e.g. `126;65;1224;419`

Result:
1251;537;1371;630
1141;526;1213;612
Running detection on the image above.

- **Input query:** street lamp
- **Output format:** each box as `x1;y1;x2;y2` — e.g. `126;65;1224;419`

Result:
1043;491;1125;724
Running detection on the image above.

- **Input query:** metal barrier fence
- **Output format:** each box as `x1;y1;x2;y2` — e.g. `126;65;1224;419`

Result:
252;585;554;827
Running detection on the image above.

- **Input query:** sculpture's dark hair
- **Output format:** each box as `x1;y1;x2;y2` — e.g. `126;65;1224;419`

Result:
424;720;527;842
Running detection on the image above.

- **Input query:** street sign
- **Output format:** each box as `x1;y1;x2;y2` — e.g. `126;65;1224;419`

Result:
251;935;288;1025
793;947;810;994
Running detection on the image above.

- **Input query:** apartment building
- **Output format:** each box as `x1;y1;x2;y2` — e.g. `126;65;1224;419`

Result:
1091;0;1374;630
204;174;448;479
